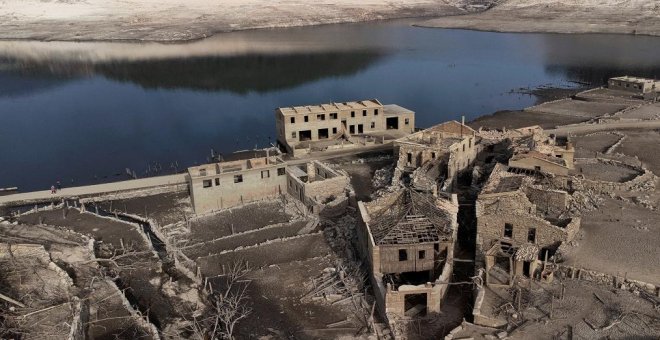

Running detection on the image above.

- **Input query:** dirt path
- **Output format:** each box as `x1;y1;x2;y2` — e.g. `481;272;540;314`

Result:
548;120;660;136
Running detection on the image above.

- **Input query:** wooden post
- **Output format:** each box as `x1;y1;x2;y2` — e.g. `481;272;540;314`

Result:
549;295;554;319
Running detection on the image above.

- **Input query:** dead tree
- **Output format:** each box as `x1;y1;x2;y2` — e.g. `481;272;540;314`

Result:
188;260;252;340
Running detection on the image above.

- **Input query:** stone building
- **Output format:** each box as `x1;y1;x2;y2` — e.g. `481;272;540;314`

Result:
356;188;458;322
187;153;288;214
393;120;478;191
188;152;352;215
286;161;352;215
608;76;660;94
507;129;575;176
275;99;415;155
475;164;580;287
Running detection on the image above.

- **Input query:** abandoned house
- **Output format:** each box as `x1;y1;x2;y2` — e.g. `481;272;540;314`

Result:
275;99;415;155
187;153;288;214
188;152;352;215
392;120;479;191
286;161;352;215
475;163;580;287
608;75;660;94
357;188;458;322
507;129;575;176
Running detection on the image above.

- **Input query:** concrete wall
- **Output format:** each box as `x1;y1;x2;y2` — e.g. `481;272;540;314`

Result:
190;164;287;214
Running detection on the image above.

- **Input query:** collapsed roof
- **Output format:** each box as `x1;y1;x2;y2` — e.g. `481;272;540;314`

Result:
367;189;453;245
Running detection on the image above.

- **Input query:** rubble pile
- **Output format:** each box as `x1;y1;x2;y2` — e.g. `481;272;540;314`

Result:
372;164;396;196
569;189;603;212
323;214;358;256
302;261;366;304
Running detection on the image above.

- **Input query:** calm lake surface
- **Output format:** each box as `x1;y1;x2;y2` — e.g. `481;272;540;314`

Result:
2;20;660;191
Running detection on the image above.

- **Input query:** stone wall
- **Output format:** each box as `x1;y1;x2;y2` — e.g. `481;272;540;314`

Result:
572;158;656;193
523;186;569;216
509;156;569;176
477;209;573;251
556;264;660;297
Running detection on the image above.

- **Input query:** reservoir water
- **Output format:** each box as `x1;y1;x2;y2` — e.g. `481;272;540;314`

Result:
2;20;660;191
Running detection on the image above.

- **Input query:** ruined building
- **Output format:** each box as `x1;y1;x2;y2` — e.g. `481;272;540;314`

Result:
476;163;580;287
608;75;660;95
286;161;352;215
393;120;478;191
357;189;458;322
275;99;415;156
188;153;351;215
508;130;575;176
188;153;288;213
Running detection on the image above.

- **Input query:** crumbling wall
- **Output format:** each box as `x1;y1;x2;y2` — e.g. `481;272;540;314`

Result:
509;156;569;176
477;210;572;251
305;175;350;203
472;285;507;328
572;159;656;193
556;265;660;297
477;192;535;217
524;186;569;216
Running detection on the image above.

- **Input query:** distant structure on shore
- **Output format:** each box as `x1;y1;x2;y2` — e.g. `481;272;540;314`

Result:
275;99;415;157
608;76;660;97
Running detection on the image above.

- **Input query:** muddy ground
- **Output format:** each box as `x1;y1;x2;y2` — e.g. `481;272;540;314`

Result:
478;279;660;339
469;109;587;130
187;200;293;243
418;2;660;37
557;127;660;285
16;208;199;334
0;223;157;339
329;150;394;201
94;191;191;227
182;219;309;259
225;255;360;339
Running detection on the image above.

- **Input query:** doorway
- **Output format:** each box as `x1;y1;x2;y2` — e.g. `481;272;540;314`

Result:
404;293;427;317
386;117;399;130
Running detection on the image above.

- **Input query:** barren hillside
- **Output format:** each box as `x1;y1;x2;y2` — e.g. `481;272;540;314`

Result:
420;0;660;36
0;0;466;41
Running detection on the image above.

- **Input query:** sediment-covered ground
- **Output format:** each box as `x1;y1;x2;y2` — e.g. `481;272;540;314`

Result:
419;0;660;36
3;0;660;41
0;0;465;41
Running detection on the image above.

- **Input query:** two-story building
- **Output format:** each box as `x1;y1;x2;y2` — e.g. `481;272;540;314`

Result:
187;153;288;214
393;120;479;191
357;188;458;323
275;99;415;155
476;164;580;287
